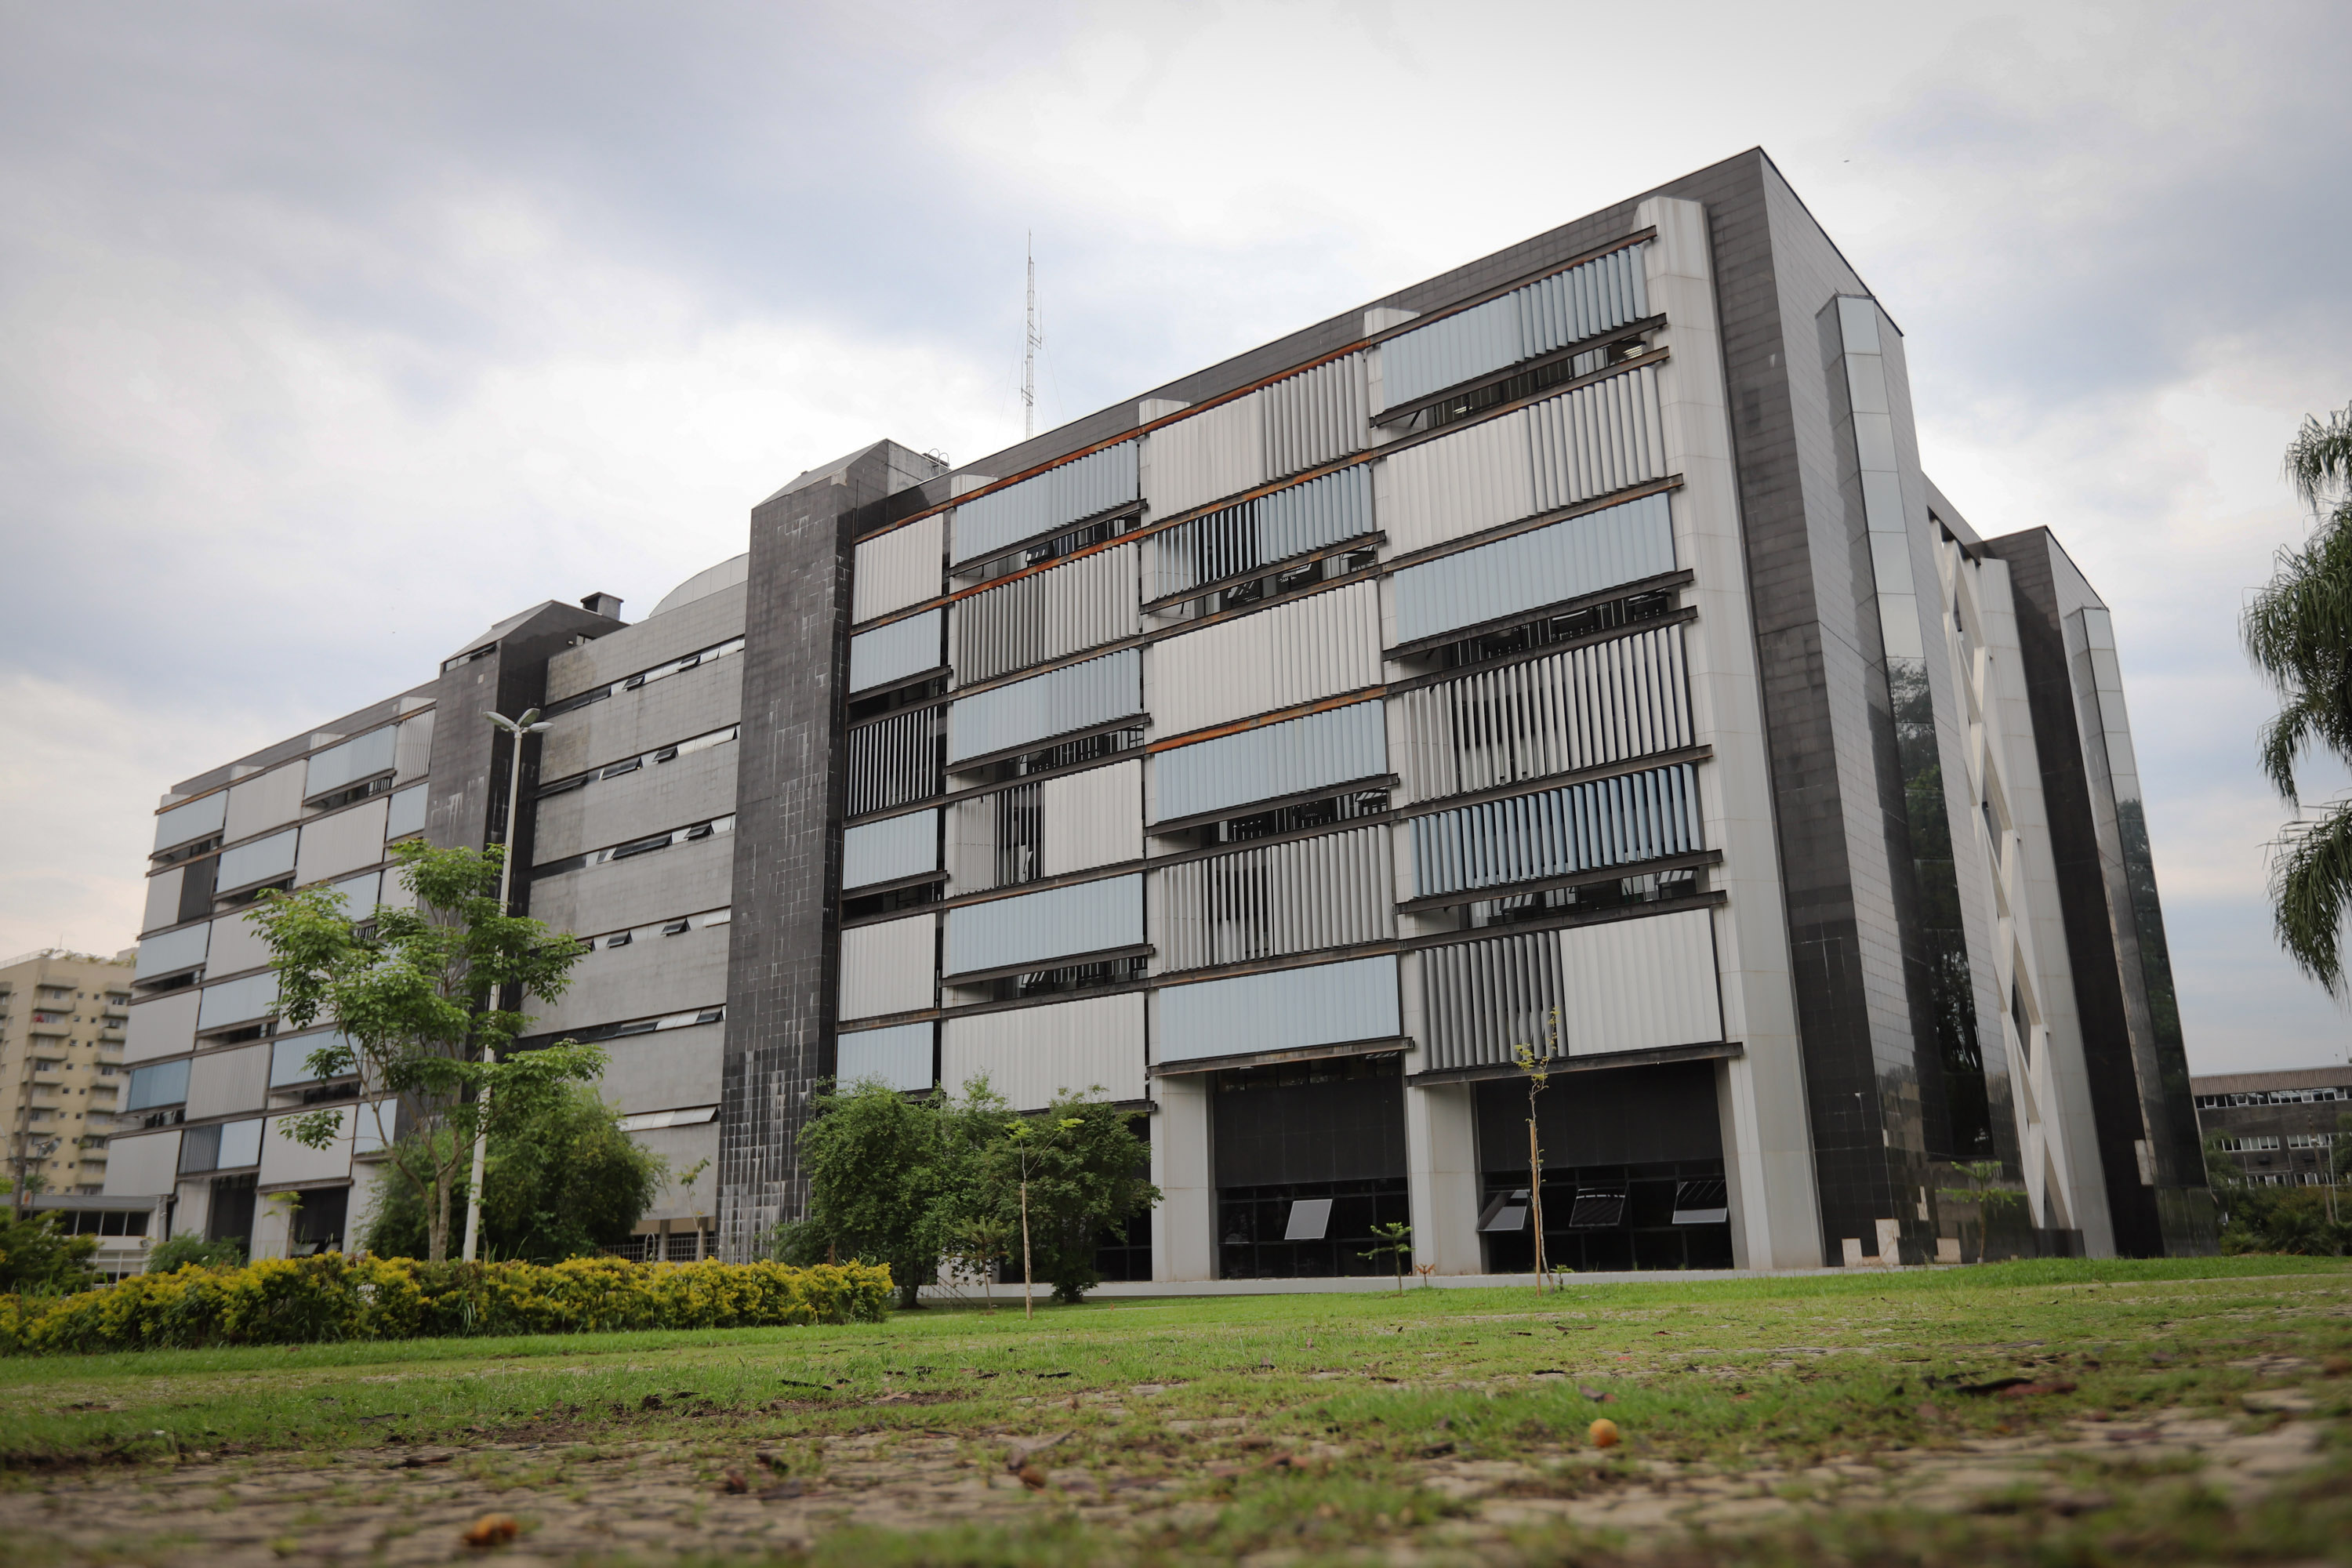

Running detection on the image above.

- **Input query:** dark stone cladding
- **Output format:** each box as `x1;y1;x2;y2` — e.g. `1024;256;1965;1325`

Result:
422;601;623;917
1978;528;2173;1255
719;441;943;1260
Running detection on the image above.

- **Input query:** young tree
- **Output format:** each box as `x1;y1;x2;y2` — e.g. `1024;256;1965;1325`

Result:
2245;403;2352;988
257;840;604;1262
1361;1221;1413;1295
978;1094;1159;1310
365;1083;667;1262
1511;1014;1561;1290
789;1078;950;1308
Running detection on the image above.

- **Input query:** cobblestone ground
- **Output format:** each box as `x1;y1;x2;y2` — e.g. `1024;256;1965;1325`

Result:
0;1390;2336;1566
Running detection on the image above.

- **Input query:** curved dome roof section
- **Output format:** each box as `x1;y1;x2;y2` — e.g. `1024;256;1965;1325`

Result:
649;554;749;619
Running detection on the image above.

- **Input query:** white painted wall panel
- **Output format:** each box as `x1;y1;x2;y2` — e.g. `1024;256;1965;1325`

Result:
839;914;935;1021
942;993;1146;1109
1552;907;1722;1056
1375;409;1535;555
295;797;389;887
1147;394;1266;519
853;514;945;622
1040;760;1142;876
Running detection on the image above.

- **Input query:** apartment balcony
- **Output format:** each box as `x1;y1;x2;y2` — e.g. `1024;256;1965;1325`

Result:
30;1063;69;1086
27;1018;71;1038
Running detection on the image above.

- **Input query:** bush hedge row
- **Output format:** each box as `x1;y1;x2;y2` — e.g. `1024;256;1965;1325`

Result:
0;1253;893;1355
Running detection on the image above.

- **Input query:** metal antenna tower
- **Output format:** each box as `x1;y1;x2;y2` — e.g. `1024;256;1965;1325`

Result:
1022;234;1044;440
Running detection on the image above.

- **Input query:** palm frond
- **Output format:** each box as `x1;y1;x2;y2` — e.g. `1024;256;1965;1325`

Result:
2285;404;2352;515
2268;800;2352;996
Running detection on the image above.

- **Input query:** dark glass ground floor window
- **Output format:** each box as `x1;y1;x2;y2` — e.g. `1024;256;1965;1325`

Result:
1219;1178;1409;1279
207;1171;257;1246
288;1184;350;1256
1478;1159;1731;1273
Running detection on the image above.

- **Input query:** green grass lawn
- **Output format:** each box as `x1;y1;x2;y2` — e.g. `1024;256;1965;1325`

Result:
4;1256;2350;1566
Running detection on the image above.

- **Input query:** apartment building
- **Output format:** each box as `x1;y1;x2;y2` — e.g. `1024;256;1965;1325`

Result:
2193;1066;2350;1186
4;948;136;1203
108;149;2212;1272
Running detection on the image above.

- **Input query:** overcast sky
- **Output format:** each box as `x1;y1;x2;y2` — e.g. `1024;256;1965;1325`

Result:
3;2;2348;1074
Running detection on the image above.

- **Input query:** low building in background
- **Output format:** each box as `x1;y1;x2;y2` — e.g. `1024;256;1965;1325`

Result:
3;948;136;1205
2193;1067;2350;1186
110;149;2216;1275
20;1192;163;1280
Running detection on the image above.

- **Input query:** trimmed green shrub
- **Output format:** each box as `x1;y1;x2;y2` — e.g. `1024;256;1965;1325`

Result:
0;1253;891;1355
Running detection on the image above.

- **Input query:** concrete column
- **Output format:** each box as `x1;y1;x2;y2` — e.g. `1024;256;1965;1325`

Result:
1406;1078;1482;1274
1152;1074;1214;1280
1640;194;1821;1270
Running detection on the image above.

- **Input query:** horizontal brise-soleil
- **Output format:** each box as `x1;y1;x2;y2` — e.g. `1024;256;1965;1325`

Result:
1410;762;1700;898
1153;825;1394;972
1397;622;1690;801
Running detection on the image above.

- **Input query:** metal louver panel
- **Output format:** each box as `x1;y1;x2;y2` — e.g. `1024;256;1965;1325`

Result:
1039;759;1142;876
1147;394;1267;520
1391;492;1675;646
849;608;944;693
134;921;210;981
1375;409;1535;555
853;514;945;622
1396;623;1690;802
304;725;398;800
953;441;1139;566
1152;824;1393;972
1149;466;1373;600
952;543;1139;684
944;873;1145;977
1150;580;1381;739
1156;954;1401;1065
942;992;1146;1109
1152;700;1388;824
1421;927;1565;1072
838;1022;935;1091
1526;364;1668;513
1555;906;1721;1055
1410;761;1701;898
1379;241;1653;411
1515;243;1650;359
216;828;298;891
1381;295;1521;412
154;791;228;853
946;783;1038;896
946;649;1142;766
847;707;945;816
840;915;936;1021
1261;355;1367;479
843;809;939;889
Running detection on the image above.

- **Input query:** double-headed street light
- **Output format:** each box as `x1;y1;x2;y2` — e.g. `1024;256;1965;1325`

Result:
461;707;551;1265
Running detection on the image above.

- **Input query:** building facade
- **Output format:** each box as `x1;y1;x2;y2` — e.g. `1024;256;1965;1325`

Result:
107;150;2213;1271
4;948;136;1203
2193;1067;2350;1186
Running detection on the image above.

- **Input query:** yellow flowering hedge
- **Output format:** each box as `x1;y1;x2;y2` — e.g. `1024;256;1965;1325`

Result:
0;1253;891;1355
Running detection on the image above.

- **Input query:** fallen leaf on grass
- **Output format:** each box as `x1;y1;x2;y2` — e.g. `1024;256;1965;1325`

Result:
719;1470;748;1494
1016;1465;1048;1490
1578;1386;1617;1403
459;1515;519;1548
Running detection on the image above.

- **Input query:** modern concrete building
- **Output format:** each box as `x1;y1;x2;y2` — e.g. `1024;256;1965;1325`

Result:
108;149;2213;1272
4;948;136;1203
2193;1066;2350;1186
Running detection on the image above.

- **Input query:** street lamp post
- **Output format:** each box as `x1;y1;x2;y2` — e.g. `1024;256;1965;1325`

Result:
460;708;550;1265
